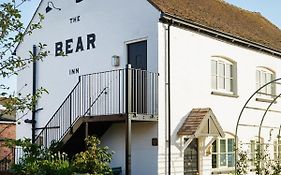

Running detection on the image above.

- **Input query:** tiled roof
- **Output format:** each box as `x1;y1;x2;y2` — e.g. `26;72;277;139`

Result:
178;108;211;136
149;0;281;52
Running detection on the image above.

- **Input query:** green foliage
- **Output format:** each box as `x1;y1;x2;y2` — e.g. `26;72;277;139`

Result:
72;136;113;175
6;136;113;175
6;138;72;175
236;150;248;175
0;0;48;135
236;142;281;175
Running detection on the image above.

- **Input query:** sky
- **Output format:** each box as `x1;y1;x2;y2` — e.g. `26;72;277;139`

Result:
1;0;281;94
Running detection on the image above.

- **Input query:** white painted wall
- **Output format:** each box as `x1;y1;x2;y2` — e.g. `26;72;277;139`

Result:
17;0;159;135
16;0;160;174
17;1;281;174
101;122;158;175
158;24;281;174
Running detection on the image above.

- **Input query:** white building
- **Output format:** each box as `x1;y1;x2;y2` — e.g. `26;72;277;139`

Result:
16;0;281;174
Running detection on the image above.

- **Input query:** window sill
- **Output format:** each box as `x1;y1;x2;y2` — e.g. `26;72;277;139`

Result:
256;97;277;104
212;167;234;174
211;91;239;98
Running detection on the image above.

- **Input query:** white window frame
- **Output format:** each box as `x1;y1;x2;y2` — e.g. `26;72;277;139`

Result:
211;56;237;95
212;136;235;169
256;67;276;98
249;137;264;167
273;138;281;162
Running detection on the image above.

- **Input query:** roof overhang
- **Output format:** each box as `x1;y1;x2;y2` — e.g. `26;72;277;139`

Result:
160;13;281;58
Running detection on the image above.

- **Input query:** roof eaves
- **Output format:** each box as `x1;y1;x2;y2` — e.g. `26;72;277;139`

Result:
160;12;281;58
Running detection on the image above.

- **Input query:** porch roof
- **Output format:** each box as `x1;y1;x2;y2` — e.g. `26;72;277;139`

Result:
177;108;225;138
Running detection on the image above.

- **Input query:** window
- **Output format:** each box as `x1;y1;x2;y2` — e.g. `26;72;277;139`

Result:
273;138;281;161
256;67;275;97
249;137;264;166
211;57;236;94
212;138;235;168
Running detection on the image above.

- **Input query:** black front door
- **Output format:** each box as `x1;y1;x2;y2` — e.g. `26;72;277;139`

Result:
184;139;199;175
127;41;147;114
128;41;147;70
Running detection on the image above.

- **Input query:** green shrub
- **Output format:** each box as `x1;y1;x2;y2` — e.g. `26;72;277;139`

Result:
72;136;113;175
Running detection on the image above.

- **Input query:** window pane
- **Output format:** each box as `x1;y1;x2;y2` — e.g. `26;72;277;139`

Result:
220;140;226;153
212;76;217;89
218;77;225;89
230;79;234;92
267;84;272;95
218;63;225;77
220;153;226;166
266;72;273;82
274;141;277;160
225;64;233;78
230;64;233;78
228;139;234;152
212;140;217;153
226;79;231;92
211;60;217;76
261;72;266;93
256;70;261;88
262;72;266;85
212;154;217;168
228;153;234;167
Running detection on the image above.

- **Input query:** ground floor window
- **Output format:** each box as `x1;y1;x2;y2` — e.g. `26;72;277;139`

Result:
274;138;281;161
249;137;264;166
212;138;235;168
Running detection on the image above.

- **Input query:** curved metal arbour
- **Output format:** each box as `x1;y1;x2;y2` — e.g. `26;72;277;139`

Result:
235;78;281;174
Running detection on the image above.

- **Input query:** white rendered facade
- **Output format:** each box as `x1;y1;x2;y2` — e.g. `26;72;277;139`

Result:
16;0;281;174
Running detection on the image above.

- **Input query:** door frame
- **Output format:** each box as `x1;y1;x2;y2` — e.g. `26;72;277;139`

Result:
124;37;148;66
184;138;199;175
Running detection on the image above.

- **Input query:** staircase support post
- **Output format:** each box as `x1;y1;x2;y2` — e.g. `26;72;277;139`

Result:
125;64;132;175
126;115;132;175
85;122;89;138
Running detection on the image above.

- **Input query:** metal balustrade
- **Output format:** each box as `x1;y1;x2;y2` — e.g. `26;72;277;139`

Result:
35;68;158;148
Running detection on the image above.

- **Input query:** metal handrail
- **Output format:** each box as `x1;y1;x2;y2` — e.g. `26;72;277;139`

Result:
34;68;159;148
34;81;81;142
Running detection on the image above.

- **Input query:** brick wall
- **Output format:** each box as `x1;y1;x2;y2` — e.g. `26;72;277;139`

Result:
0;123;16;160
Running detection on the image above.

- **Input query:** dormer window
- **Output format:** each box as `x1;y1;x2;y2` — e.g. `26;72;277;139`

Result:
211;56;237;96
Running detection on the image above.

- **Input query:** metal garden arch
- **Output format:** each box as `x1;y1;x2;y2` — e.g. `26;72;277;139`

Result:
235;78;281;174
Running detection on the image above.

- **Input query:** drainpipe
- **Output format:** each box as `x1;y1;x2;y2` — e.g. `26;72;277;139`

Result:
166;20;172;175
32;45;37;143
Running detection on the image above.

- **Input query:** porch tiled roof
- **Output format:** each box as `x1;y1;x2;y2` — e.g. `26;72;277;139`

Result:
178;108;210;136
177;108;225;138
149;0;281;52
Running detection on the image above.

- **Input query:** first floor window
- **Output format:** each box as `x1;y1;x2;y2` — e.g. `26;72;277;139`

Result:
211;57;236;94
256;67;275;97
212;138;235;168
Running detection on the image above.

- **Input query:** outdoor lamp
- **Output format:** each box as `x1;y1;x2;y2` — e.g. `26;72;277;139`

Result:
46;1;62;13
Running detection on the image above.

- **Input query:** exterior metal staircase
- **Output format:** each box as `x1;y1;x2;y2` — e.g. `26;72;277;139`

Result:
35;68;159;148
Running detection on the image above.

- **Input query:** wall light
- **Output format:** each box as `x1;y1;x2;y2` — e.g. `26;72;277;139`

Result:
76;0;84;3
46;1;62;13
112;55;120;67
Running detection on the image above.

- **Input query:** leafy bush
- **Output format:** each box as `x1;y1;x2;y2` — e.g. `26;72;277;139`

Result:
6;136;113;175
6;138;72;175
72;136;113;175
